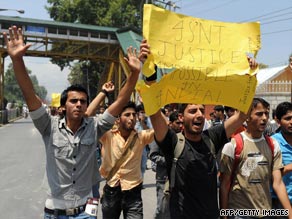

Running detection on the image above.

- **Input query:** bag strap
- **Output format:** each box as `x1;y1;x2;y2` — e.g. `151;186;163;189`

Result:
264;135;274;159
229;133;244;190
174;132;185;159
201;133;216;157
106;133;138;181
169;132;185;190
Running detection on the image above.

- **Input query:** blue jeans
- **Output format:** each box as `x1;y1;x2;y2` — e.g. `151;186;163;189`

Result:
92;182;101;199
101;183;143;219
44;211;96;219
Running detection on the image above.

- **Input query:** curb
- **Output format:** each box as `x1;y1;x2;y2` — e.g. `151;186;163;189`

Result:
0;116;23;126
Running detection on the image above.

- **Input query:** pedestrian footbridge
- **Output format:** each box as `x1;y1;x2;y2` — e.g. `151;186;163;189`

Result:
0;15;142;122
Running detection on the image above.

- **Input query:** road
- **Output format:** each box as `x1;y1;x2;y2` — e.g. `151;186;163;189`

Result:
0;117;157;218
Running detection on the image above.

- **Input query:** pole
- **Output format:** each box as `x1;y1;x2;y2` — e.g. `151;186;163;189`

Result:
86;67;91;103
0;56;3;110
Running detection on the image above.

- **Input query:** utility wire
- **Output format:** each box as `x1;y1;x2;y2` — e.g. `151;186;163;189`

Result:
258;11;292;21
261;16;292;25
262;28;292;35
240;6;292;22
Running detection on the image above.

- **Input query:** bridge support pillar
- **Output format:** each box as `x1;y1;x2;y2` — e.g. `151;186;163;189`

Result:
0;54;4;111
0;54;8;124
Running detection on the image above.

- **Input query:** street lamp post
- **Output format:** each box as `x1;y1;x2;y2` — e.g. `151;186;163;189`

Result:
0;8;25;14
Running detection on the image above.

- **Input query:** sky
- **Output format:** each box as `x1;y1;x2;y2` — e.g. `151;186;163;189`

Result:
1;0;292;100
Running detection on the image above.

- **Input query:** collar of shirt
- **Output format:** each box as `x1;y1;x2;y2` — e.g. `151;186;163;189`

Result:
58;117;89;134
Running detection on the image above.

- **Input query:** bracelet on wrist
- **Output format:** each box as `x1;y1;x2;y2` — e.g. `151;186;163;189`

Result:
101;89;109;96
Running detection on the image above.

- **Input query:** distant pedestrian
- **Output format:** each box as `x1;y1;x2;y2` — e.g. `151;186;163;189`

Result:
212;105;226;126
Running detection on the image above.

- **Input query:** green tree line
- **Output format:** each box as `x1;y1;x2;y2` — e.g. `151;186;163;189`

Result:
4;63;47;106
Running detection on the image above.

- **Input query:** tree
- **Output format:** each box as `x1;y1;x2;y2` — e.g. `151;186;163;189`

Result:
46;0;141;27
68;61;105;102
259;63;269;69
4;63;48;104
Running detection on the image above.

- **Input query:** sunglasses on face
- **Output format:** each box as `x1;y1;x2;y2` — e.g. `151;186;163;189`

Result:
68;98;87;104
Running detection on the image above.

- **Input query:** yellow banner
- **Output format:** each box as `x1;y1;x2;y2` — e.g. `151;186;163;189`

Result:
138;4;261;115
51;93;61;107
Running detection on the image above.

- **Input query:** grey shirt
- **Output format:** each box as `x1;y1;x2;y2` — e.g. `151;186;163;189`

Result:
30;106;116;208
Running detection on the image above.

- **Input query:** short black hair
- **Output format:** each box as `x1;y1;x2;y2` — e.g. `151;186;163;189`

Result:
178;104;188;114
178;103;205;114
214;105;224;112
120;101;137;116
224;106;235;113
136;103;145;112
60;84;89;106
169;111;179;122
275;102;292;120
249;98;270;116
272;109;276;119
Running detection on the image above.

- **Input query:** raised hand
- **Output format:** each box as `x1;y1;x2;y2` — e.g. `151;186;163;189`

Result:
102;81;115;93
3;26;31;60
124;46;141;75
247;56;258;70
139;39;150;63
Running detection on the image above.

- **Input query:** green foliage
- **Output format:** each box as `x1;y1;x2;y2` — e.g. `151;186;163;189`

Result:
68;61;105;101
259;63;269;69
4;63;48;104
46;0;141;27
100;0;140;27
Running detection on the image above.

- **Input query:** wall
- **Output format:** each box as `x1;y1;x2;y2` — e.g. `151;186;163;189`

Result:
255;92;291;116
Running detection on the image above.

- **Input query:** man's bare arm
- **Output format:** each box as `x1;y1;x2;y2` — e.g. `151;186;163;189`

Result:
107;47;140;117
150;110;169;143
219;172;231;219
85;81;114;117
4;26;41;111
272;169;292;219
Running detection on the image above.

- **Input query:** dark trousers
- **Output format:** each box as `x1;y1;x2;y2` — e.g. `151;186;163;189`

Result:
154;181;170;219
101;183;143;219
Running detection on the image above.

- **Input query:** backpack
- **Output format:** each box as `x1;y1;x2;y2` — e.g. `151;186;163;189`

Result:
229;133;275;188
159;132;215;218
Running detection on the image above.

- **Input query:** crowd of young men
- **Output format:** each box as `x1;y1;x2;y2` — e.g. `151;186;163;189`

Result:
4;25;292;219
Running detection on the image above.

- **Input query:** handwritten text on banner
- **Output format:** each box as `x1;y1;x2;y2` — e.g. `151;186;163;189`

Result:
138;4;261;115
